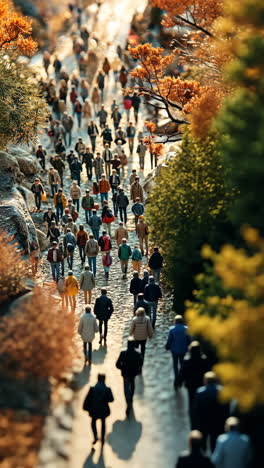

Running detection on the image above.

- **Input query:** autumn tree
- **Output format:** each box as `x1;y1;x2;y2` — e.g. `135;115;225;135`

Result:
0;232;28;304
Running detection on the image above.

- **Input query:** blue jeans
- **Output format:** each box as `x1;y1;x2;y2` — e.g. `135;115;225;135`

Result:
152;269;161;284
88;256;97;276
85;210;92;223
51;184;58;196
76;112;82;128
79;245;85;263
56;204;64;219
148;301;158;327
51;262;60;281
172;354;185;386
74;199;80;212
100;192;108;204
92;229;99;241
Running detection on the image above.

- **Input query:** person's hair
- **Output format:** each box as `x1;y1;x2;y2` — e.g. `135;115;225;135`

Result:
137;293;144;300
101;173;106;177
136;307;145;317
132;169;136;173
133;271;139;276
89;234;94;239
92;209;97;214
96;152;100;156
102;230;106;235
189;341;201;357
149;276;154;283
127;337;135;349
85;189;89;193
225;417;240;432
68;217;72;221
84;265;90;270
175;315;183;324
68;270;73;276
122;238;127;243
68;199;73;202
135;197;140;201
204;371;217;385
103;200;108;205
79;224;84;230
154;246;159;251
51;220;56;224
58;188;63;192
85;305;91;313
66;228;71;232
135;176;139;180
98;373;105;382
188;430;203;451
101;288;107;295
119;221;123;226
52;241;57;245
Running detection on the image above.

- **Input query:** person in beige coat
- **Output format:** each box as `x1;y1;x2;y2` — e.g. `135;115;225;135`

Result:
48;167;61;197
64;218;78;237
114;221;128;247
80;265;95;304
136;217;149;256
129;307;153;363
130;177;144;203
85;234;99;277
70;181;81;212
78;305;99;364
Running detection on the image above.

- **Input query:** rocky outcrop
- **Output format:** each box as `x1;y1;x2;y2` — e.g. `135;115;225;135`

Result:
9;147;42;175
36;228;49;251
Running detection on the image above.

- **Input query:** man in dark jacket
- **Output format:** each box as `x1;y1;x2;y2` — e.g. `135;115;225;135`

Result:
43;207;57;227
94;289;114;344
116;338;143;416
131;93;141;123
83;373;114;445
148;247;163;284
51;154;65;187
70;155;82;186
47;241;62;281
134;292;150;316
176;430;214;468
101;124;113;147
144;276;162;328
130;271;142;306
165;315;191;389
131;197;144;228
36;145;46;170
192;372;230;452
82;147;94;180
87;120;99;152
116;187;129;224
88;210;102;241
31;178;44;211
81;189;94;223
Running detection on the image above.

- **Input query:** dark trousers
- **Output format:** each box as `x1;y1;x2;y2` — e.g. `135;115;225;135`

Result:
123;376;135;407
172;353;185;385
58;171;64;187
56;204;64;219
79;245;85;263
85;209;92;223
135;340;146;362
119;207;127;223
90;136;96;152
99;320;108;339
83;342;92;361
39;158;45;170
51;184;58;196
92;229;99;241
67;253;73;269
86;165;93;180
91;418;105;443
74;199;80;212
60;260;65;276
35;194;41;210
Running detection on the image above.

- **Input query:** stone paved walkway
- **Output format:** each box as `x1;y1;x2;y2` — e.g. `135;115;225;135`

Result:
39;1;190;466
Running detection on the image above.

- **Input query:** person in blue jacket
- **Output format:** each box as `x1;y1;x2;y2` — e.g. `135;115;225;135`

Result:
165;315;191;389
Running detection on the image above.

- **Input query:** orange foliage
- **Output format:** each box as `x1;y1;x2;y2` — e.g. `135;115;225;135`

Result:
0;410;44;468
185;87;224;138
159;76;201;108
145;121;156;133
129;43;175;80
0;287;77;380
144;136;164;157
0;232;28;304
0;0;37;55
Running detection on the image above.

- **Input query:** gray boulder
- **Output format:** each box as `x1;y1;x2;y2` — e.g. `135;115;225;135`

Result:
36;228;49;251
9;147;42;175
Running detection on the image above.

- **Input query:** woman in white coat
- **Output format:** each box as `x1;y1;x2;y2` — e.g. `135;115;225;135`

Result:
78;306;99;364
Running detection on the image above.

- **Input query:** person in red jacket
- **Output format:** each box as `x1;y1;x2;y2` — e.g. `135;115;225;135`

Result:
98;174;110;206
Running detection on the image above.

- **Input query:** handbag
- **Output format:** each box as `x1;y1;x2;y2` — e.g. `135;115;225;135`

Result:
41;191;47;202
103;215;115;224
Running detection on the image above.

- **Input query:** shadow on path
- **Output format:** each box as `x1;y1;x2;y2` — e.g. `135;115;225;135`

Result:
83;448;105;468
107;411;142;460
92;345;107;365
72;364;91;391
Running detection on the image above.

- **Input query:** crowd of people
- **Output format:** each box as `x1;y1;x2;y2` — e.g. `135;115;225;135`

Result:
32;10;254;467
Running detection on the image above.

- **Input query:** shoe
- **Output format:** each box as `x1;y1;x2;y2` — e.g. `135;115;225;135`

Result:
92;437;98;445
99;335;103;344
122;274;125;279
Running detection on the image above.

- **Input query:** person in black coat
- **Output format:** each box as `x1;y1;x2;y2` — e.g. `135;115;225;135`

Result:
83;373;114;445
148;246;163;284
192;371;230;452
116;338;143;416
178;341;211;419
130;271;142;306
176;430;214;468
94;289;113;344
134;293;150;316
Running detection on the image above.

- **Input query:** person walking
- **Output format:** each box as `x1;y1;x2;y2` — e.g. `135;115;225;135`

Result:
74;99;83;128
97;104;108;128
78;305;99;364
134;292;150;316
57;275;68;310
144;276;162;328
123;94;132;121
102;143;112;177
88;120;99;152
131;245;142;273
111;106;122;130
48;168;61;196
101;124;113;147
126;121;136;155
118;238;132;279
178;341;210;417
65;270;79;311
129;169;137;185
43;207;57;228
102;252;112;279
70;181;81;212
80;265;95;305
192;372;230;452
88;210;102;241
130;271;142;306
82;189;94;223
131;92;141;123
47;220;60;245
101;200;115;237
93;152;104;182
94;289;114;344
83;374;114;445
51;154;65;187
91;86;101;115
129;307;153;363
130;176;144;203
36;145;46;170
114;221;128;247
109;169;120;194
132;197;144;228
116;187;129;224
63;228;76;269
85;234;99;276
119;149;128;177
116;338;143;416
70;155;83;187
140;269;149;292
98;174;110;206
31;178;44;211
136;217;149;256
99;230;112;253
64;216;78;237
165;315;191;388
176;430;215;468
97;71;105;100
54;188;67;220
136;139;147;170
119;66;128;89
211;417;252;468
61;112;74;147
148;247;163;284
47;241;62;282
76;224;88;265
82;147;94;180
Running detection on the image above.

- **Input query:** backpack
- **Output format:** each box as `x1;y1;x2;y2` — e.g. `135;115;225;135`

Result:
103;236;111;251
105;254;112;267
